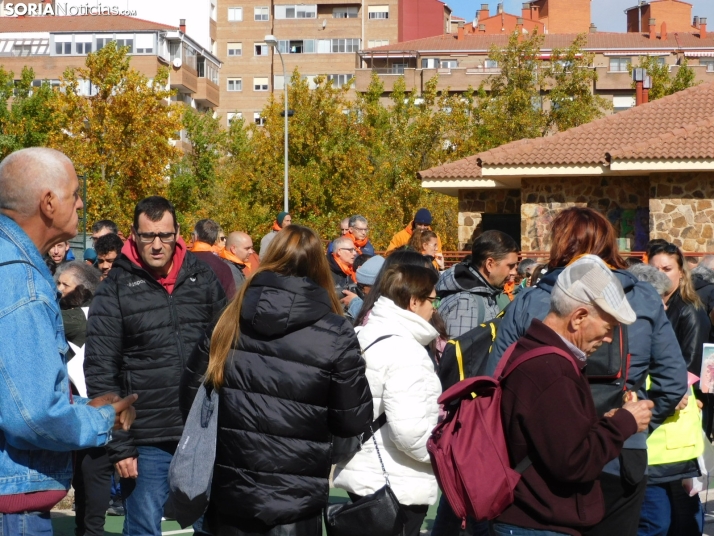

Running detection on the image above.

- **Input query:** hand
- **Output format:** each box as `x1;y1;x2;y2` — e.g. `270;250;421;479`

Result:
340;289;358;307
676;393;690;411
88;393;139;431
621;399;654;433
115;457;138;479
112;394;138;431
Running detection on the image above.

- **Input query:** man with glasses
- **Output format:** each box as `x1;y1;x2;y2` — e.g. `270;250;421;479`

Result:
328;236;358;287
85;196;227;536
345;215;375;256
190;219;236;299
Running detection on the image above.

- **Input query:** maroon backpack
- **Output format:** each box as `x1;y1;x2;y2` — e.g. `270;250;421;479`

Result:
427;344;576;527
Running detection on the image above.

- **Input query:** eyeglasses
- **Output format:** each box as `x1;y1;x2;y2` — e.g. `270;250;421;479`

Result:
136;231;177;244
339;247;357;253
352;227;369;232
425;296;441;309
219;236;227;242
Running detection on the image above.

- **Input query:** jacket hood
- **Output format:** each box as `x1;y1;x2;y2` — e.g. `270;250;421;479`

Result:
436;262;500;297
692;265;714;288
240;271;333;337
367;296;438;346
537;266;638;294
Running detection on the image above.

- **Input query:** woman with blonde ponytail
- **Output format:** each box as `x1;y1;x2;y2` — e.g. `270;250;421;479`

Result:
179;225;373;536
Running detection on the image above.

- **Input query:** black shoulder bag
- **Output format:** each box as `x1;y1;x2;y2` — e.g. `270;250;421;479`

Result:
324;423;406;536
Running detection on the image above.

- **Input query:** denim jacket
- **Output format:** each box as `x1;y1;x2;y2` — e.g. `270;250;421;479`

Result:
0;214;114;495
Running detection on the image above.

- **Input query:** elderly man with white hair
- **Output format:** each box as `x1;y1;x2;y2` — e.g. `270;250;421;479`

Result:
493;255;654;536
0;147;137;535
328;235;358;287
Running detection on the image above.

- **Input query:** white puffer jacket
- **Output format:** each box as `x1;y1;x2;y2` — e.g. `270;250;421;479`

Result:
333;296;442;506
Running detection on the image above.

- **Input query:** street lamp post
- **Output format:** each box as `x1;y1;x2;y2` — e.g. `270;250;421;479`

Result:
265;34;289;213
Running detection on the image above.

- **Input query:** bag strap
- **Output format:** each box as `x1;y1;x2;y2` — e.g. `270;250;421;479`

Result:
362;335;395;353
498;345;580;381
0;260;33;269
370;423;392;488
361;412;387;444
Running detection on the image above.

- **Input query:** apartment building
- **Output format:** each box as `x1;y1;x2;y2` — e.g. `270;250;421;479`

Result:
0;15;222;116
215;0;452;126
355;24;714;114
626;0;700;34
461;0;591;36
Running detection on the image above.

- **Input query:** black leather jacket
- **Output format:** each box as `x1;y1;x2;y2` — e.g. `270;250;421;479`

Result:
665;289;710;376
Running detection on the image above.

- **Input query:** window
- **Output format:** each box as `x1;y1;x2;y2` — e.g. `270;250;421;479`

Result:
12;44;32;57
422;58;438;68
169;42;181;61
367;5;389;19
55;36;71;55
484;59;498;69
77;79;97;97
228;42;242;56
254;112;266;126
278;39;315;54
333;6;358;18
96;37;110;50
136;34;154;54
331;38;360;53
613;95;635;112
227;78;242;91
391;63;407;74
228;7;243;21
227;112;242;125
274;75;285;90
368;39;388;48
301;75;318;89
254;43;269;56
183;44;197;71
116;34;134;53
75;36;92;55
440;59;457;68
327;74;352;86
317;39;331;53
702;59;714;72
609;57;631;72
254;6;269;20
253;77;269;91
275;4;317;18
211;2;217;20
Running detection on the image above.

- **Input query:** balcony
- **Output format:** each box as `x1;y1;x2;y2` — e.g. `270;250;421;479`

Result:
170;64;198;94
421;67;498;92
354;68;417;92
594;67;635;91
194;77;220;108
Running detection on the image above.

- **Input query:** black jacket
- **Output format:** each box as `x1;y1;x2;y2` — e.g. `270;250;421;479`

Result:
692;267;714;343
85;252;227;463
180;271;373;528
665;289;710;376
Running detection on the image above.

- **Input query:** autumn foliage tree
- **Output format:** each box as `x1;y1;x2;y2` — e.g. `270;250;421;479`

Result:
630;56;697;101
48;42;181;232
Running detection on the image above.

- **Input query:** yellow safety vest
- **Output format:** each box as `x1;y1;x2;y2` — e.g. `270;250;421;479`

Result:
646;383;703;465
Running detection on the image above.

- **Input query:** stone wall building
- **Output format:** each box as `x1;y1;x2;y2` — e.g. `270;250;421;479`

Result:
419;81;714;253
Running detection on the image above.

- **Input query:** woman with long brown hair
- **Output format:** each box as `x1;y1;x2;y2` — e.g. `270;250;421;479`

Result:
408;229;444;270
180;225;373;536
486;207;687;536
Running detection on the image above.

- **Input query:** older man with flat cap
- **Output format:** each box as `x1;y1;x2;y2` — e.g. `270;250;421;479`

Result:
0;147;137;535
493;255;654;536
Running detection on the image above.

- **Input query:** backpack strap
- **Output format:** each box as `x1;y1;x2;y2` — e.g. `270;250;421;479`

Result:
446;340;466;382
475;294;486;326
500;345;580;381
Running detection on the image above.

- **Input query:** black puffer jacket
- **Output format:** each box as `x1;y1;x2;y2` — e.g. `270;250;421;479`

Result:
180;271;373;528
85;252;226;463
692;266;714;343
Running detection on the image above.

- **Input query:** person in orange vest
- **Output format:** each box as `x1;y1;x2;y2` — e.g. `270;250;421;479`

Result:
387;209;444;265
220;231;254;289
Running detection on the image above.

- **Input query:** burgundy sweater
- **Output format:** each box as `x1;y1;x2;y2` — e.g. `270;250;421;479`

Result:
497;319;637;536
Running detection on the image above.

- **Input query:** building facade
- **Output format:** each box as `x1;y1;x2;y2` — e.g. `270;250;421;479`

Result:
0;15;222;117
215;0;452;126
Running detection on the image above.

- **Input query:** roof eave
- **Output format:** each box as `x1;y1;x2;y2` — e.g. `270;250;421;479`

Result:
609;159;714;171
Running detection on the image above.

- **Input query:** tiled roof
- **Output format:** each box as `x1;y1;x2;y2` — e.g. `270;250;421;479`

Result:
419;81;714;179
364;31;714;53
609;117;714;160
0;15;177;33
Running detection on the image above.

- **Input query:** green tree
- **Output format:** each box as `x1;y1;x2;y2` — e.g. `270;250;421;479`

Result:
48;42;182;231
545;34;611;132
630;56;697;100
0;66;55;159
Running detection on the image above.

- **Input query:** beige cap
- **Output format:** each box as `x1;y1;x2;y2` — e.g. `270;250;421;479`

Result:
556;255;637;325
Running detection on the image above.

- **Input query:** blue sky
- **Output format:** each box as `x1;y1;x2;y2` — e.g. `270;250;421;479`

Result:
447;0;714;32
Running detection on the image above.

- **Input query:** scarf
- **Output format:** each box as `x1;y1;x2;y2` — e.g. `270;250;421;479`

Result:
121;236;187;294
332;253;357;283
272;221;282;232
503;280;515;302
345;232;368;255
220;248;252;271
191;240;220;254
